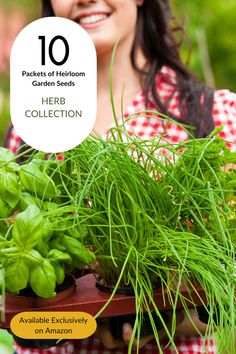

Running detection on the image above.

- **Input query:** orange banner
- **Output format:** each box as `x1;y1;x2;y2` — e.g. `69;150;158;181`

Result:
10;312;97;339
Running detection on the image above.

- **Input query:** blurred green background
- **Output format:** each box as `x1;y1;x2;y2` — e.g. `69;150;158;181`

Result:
1;0;236;351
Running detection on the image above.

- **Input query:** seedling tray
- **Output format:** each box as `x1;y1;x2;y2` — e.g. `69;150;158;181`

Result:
0;274;206;329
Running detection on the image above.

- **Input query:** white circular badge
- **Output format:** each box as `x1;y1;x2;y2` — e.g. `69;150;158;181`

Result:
10;17;97;153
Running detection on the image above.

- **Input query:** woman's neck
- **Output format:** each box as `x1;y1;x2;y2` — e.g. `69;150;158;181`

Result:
94;43;146;135
97;46;142;99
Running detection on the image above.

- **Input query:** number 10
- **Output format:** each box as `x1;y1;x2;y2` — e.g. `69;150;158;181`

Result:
38;35;69;66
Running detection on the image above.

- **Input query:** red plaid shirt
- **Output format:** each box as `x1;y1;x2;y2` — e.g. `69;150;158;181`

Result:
10;67;236;353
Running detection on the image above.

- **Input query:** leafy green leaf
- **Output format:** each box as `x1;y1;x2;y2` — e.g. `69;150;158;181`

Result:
19;163;60;198
0;172;20;208
47;249;72;265
6;162;20;172
62;236;95;267
36;240;49;257
43;202;58;212
5;258;29;293
42;218;53;242
0;198;14;218
0;236;6;243
49;238;66;252
67;222;87;240
12;205;44;250
54;263;65;285
24;249;44;266
0;247;20;258
18;192;41;211
29;259;56;298
0;237;13;251
0;148;14;165
0;220;8;235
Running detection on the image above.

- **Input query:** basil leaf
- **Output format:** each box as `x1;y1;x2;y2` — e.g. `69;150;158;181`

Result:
29;259;56;298
62;236;95;267
0;171;20;208
0;148;14;165
6;162;20;172
0;238;12;250
43;202;58;212
12;205;44;250
47;249;72;265
42;218;53;242
36;239;49;257
0;199;14;218
54;263;65;285
30;159;48;170
5;258;29;293
0;220;8;235
66;221;87;240
18;192;41;211
0;148;20;171
49;238;66;252
0;247;20;258
25;249;44;266
19;163;60;198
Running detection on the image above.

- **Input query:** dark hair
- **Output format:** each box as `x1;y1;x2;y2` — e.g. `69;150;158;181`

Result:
41;0;214;138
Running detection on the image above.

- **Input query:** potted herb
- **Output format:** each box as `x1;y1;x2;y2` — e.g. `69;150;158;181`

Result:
62;132;235;354
0;148;95;348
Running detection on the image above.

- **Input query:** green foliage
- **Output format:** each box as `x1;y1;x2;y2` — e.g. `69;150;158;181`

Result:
0;329;13;352
0;148;95;298
172;0;236;91
62;131;235;353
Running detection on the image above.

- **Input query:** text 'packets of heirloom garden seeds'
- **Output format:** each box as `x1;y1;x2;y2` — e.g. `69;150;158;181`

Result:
11;17;97;153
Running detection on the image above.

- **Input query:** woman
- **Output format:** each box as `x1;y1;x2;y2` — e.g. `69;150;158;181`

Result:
8;0;236;353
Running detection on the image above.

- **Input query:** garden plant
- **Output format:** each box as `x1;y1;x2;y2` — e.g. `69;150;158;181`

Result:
0;124;235;354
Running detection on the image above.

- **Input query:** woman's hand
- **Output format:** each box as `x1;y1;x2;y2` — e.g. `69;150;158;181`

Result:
96;319;154;350
96;309;207;350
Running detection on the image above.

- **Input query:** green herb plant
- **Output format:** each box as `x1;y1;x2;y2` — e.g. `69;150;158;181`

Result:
61;129;235;354
0;127;235;354
0;147;95;308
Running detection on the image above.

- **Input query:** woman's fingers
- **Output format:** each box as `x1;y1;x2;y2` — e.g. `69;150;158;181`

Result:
122;322;154;349
97;319;155;350
96;319;125;350
122;322;133;343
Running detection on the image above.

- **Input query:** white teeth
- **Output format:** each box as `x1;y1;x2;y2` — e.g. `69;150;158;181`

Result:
79;14;108;25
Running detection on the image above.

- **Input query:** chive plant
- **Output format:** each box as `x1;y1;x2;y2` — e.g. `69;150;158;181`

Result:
61;129;235;354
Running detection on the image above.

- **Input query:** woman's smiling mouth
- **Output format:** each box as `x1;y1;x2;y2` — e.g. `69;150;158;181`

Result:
75;13;111;27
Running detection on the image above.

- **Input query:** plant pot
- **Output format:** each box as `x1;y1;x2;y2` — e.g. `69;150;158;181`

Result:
5;274;76;309
36;274;76;307
4;275;76;348
196;305;220;325
95;275;168;339
9;331;68;349
95;275;162;295
109;311;169;340
95;276;135;295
